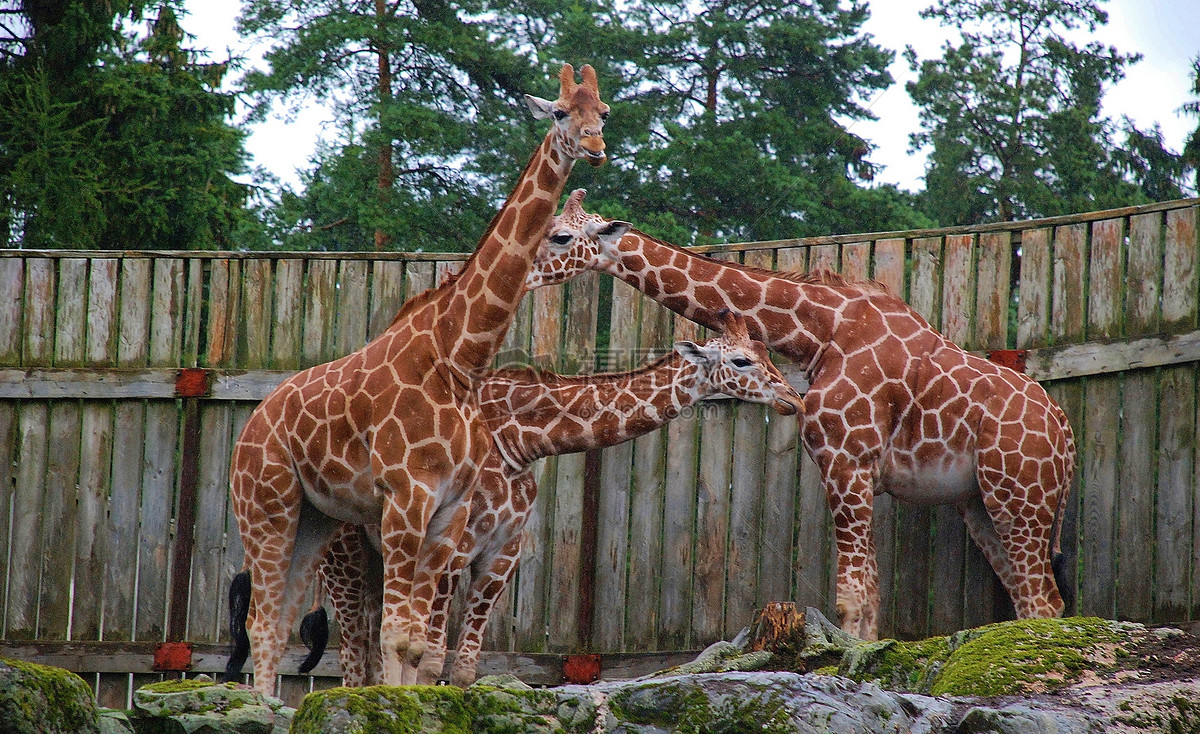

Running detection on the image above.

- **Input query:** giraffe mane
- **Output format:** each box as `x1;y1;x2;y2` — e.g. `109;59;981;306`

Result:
385;267;466;329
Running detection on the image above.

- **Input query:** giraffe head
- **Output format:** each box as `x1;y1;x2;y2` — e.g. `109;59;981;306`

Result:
677;310;803;416
525;64;610;167
527;188;628;288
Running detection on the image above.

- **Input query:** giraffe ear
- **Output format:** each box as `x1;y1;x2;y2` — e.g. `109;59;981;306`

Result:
675;340;716;368
584;219;631;243
525;95;555;120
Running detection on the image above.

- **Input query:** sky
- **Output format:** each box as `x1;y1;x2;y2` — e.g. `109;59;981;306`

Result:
181;0;1200;193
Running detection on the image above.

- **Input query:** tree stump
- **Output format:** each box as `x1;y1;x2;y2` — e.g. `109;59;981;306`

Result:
749;602;806;658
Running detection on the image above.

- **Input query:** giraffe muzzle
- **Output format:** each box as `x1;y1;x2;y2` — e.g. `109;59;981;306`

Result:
773;389;804;416
581;136;606;166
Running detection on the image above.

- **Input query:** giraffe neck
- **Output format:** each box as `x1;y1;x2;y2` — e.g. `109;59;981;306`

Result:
481;352;707;469
436;134;573;376
595;230;836;368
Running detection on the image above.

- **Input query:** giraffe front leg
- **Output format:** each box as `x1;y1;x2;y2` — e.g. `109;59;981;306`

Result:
409;496;474;685
377;487;429;687
450;535;523;688
824;468;880;641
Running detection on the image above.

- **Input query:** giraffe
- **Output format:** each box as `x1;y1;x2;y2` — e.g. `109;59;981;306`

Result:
524;189;1077;641
233;312;803;687
227;65;608;693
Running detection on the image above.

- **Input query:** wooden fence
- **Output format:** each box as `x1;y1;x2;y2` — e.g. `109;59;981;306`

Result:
0;198;1197;705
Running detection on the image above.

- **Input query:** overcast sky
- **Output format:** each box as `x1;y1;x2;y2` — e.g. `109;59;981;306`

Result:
182;0;1200;194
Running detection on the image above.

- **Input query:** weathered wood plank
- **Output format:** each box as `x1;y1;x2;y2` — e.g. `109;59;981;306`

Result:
692;253;737;645
23;259;55;365
840;242;870;284
404;261;435;302
513;283;562;651
658;314;701;649
302;259;338;366
204;260;234;367
725;248;773;634
759;248;804;608
188;404;235;642
182;259;203;367
593;279;640;652
1017;228;1052;348
270;260;301;370
7;403;48;638
241;259;273;370
336;260;370;356
0;258;23;365
368;261;405;340
808;244;839;273
548;271;599;651
929;234;974;634
871;238;906;297
909;237;942;327
1078;217;1124;618
625;301;672;650
974;232;1012;350
1116;213;1162;622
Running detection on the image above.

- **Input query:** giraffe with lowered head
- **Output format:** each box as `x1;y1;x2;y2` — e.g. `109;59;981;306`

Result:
227;65;609;692
524;189;1076;641
236;310;802;687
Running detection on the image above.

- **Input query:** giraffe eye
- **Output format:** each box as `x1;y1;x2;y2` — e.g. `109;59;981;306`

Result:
553;109;568;121
549;233;573;246
600;110;610;121
731;358;752;368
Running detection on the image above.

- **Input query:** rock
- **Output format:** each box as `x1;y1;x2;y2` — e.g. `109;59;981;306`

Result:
129;679;294;734
98;708;136;734
0;656;100;734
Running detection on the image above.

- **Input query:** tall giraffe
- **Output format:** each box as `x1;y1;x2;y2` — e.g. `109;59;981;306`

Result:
227;66;608;692
525;189;1076;641
270;311;802;687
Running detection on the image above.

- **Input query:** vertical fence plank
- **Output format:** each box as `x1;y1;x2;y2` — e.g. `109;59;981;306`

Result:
593;279;640;652
759;248;804;608
38;259;87;639
303;260;339;366
1017;228;1052;348
513;283;562;652
869;238;905;635
73;259;118;641
242;259;273;369
1047;224;1087;617
105;258;151;642
0;259;23;365
626;303;672;649
974;232;1013;351
692;254;737;645
6;259;55;638
1117;213;1162;622
0;258;21;637
658;314;701;649
205;260;234;367
726;249;773;633
809;244;839;273
1080;217;1124;618
138;258;184;641
337;260;370;356
271;259;302;370
841;242;870;284
1158;208;1198;621
369;261;406;341
929;235;974;635
188;404;235;642
547;271;598;652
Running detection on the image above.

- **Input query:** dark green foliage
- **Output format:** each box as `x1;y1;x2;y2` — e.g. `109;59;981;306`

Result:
906;0;1191;226
0;1;264;249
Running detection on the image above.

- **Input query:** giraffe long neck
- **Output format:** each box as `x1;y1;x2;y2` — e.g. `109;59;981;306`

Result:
437;135;572;376
481;352;707;469
598;230;836;368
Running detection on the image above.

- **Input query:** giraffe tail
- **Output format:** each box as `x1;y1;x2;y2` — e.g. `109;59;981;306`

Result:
297;606;329;674
223;570;252;682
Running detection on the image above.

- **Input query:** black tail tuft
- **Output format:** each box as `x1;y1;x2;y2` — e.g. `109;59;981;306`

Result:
1052;552;1075;616
223;571;252;682
297;606;329;674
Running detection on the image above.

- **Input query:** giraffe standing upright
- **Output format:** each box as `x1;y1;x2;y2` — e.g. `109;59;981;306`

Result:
526;190;1076;641
282;311;803;687
227;66;608;693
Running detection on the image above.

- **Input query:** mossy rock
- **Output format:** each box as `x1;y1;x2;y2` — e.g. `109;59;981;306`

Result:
0;656;99;734
608;678;794;733
291;685;472;733
839;616;1135;697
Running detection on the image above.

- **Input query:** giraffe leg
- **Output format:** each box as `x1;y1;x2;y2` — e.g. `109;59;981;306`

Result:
244;499;340;695
320;524;377;687
409;496;473;685
824;467;880;640
377;476;439;686
976;454;1064;620
957;494;1016;592
449;535;522;688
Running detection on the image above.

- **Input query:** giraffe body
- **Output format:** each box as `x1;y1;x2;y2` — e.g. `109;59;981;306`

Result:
229;67;608;694
306;312;802;686
527;190;1076;640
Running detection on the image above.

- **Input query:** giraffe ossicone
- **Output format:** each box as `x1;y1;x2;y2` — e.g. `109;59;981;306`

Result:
259;310;801;687
527;189;1077;641
226;65;609;694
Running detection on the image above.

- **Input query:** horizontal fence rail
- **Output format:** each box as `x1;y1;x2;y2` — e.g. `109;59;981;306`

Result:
0;198;1197;705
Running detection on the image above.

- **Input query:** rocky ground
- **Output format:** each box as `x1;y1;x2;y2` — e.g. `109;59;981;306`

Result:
3;610;1200;732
